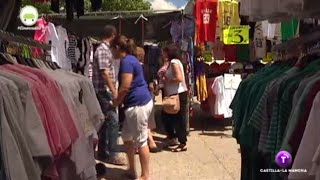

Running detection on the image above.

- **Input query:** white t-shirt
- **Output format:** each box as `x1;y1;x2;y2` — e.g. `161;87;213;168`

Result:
56;26;71;70
262;21;277;40
254;22;267;59
211;75;240;118
165;59;188;96
45;24;71;70
113;59;120;89
45;23;59;65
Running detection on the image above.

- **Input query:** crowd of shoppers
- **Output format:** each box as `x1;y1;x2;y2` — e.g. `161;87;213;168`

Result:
92;25;188;180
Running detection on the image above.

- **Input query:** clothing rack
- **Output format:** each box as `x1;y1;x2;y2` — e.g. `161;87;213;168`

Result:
272;30;320;52
45;10;183;17
0;30;51;50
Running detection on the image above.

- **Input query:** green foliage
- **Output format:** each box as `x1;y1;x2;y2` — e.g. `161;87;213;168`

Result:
22;0;51;14
102;0;151;11
21;0;151;14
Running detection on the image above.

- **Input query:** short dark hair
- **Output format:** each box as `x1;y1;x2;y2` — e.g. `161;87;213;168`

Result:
111;35;137;55
163;43;181;60
102;25;117;39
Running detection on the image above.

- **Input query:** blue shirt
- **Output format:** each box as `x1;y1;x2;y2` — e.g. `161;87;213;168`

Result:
120;55;151;108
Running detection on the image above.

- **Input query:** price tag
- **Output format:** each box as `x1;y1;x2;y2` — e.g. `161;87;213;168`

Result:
223;26;250;45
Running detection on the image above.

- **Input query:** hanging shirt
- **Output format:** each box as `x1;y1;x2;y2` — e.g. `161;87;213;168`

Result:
34;18;48;43
218;0;240;37
45;24;71;70
212;40;225;60
281;19;299;42
289;92;320;180
261;21;278;40
56;26;71;70
68;36;78;70
254;22;267;59
194;0;218;44
45;23;59;65
211;75;236;118
223;45;237;62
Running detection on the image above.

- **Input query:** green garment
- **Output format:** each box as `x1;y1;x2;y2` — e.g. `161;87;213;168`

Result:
281;19;299;42
239;65;289;148
236;44;250;62
280;60;320;153
248;68;299;155
231;64;289;180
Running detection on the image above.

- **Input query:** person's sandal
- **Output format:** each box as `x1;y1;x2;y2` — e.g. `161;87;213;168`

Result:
172;144;187;152
163;138;179;148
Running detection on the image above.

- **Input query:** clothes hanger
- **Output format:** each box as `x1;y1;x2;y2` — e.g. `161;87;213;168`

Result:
162;21;172;29
112;14;127;34
134;14;148;24
0;53;13;65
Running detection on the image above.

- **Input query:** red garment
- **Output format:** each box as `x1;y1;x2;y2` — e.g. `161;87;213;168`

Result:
219;62;231;72
210;62;231;74
212;41;225;60
223;45;237;62
289;81;320;157
194;0;218;44
0;65;79;179
0;66;60;178
33;18;48;57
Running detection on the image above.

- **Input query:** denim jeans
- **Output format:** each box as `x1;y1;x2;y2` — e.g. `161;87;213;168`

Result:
96;90;120;159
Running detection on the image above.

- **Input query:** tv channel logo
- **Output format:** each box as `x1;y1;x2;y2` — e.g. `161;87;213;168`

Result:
275;151;292;168
19;5;39;26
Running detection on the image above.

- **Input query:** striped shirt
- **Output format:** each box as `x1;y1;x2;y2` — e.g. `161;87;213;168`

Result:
67;36;77;65
92;42;115;92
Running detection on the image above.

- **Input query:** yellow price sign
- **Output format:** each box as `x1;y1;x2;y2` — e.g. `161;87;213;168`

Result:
223;26;250;45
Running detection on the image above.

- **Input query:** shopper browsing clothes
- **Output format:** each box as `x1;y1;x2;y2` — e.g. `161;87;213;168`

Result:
136;46;161;153
92;25;126;165
161;44;188;152
111;36;153;180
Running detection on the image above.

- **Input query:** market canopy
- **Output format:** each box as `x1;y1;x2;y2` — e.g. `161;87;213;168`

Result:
10;11;183;43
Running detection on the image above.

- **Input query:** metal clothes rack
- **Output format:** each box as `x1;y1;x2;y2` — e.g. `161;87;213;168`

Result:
272;30;320;52
45;10;183;17
0;30;51;50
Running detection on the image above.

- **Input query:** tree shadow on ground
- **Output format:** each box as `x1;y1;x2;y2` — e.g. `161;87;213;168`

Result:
98;166;130;180
153;102;233;137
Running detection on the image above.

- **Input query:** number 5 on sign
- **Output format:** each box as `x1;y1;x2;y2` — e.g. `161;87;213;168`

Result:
223;26;250;45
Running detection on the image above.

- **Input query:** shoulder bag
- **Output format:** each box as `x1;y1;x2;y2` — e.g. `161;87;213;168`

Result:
162;60;181;114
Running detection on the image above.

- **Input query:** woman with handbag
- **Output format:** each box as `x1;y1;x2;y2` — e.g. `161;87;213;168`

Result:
111;36;153;180
161;43;188;152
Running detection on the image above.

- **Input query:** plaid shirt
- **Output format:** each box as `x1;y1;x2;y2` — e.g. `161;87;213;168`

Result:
92;42;116;92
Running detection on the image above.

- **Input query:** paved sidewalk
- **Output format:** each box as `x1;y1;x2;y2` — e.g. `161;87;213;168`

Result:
98;103;241;180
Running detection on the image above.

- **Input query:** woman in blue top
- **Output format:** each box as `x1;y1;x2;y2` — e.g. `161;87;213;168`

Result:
111;35;153;180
